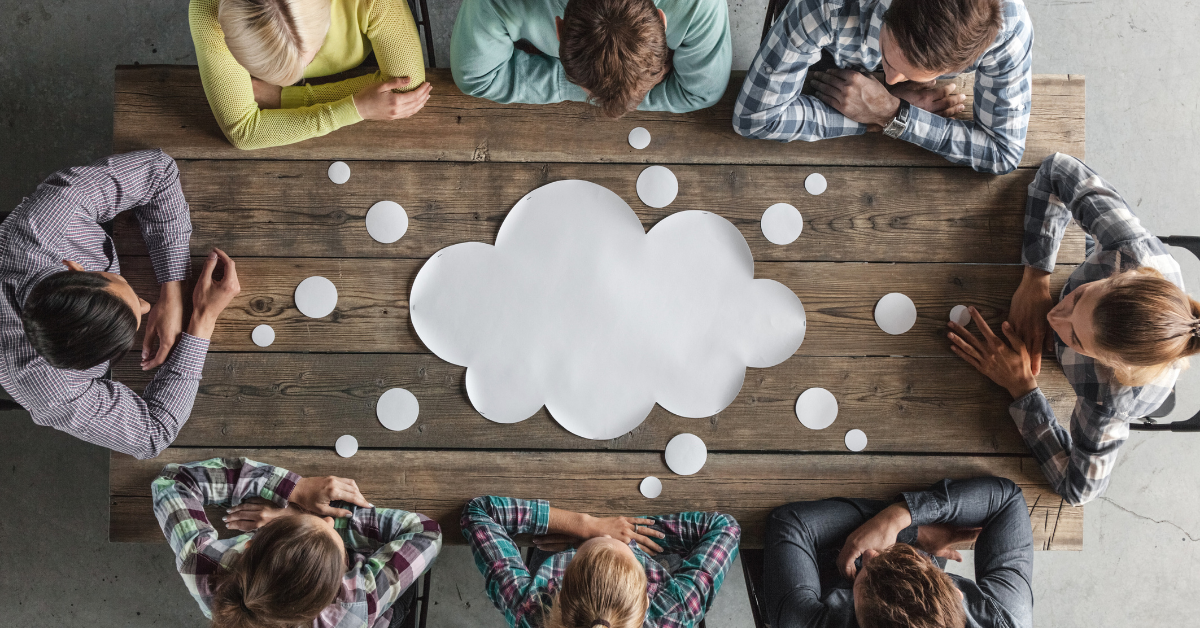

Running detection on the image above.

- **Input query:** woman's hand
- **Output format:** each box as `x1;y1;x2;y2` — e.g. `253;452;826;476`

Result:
187;248;241;340
586;516;666;555
223;497;305;532
141;281;184;370
948;307;1039;399
1009;266;1055;376
353;77;432;121
837;503;911;579
251;78;282;109
289;476;372;518
916;524;981;563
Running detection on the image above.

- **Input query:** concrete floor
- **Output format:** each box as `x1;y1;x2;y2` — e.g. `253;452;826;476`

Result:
1;0;1198;625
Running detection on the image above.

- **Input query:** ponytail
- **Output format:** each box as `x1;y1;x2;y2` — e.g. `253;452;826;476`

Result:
1092;267;1200;386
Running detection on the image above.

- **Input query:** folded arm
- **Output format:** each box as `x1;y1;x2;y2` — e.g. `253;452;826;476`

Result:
342;507;443;620
460;496;549;626
652;511;741;625
639;0;732;112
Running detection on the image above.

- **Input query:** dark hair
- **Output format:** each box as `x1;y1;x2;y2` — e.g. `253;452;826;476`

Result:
211;515;345;628
559;0;670;118
21;270;137;370
883;0;1003;73
857;544;966;628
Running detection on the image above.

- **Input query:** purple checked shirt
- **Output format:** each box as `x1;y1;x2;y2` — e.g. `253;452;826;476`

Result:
0;150;207;459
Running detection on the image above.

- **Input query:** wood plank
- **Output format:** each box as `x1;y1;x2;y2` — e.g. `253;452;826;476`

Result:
113;353;1075;454
113;66;1084;167
120;257;1077;357
110;449;1082;550
112;160;1086;264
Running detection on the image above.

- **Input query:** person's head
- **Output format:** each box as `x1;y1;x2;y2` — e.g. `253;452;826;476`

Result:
556;0;670;118
1048;268;1200;386
211;513;346;628
22;261;150;371
218;0;332;86
879;0;1003;84
546;536;648;628
853;545;966;628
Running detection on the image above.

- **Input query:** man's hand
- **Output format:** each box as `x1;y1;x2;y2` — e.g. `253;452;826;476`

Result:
810;69;902;128
916;524;981;563
251;78;283;109
353;77;432;121
187;248;240;340
948;307;1039;399
223;496;306;532
1008;267;1054;376
889;80;967;118
289;475;373;518
141;281;184;370
837;503;912;579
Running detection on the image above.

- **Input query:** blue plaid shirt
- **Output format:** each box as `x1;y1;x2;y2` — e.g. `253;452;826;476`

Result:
1012;153;1184;506
733;0;1033;174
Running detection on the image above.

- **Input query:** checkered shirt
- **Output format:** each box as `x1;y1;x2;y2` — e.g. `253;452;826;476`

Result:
733;0;1033;174
461;496;740;628
153;457;443;628
0;150;208;459
1012;153;1185;506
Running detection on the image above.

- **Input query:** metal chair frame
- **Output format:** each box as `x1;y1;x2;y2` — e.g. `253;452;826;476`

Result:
397;570;433;628
405;0;437;68
762;0;788;43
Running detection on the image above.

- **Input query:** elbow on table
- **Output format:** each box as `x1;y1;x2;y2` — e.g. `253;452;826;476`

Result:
977;141;1024;175
459;495;496;531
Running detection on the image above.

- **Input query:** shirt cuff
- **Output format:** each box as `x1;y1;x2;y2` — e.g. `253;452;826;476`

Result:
163;332;210;377
1009;387;1054;433
529;499;551;535
555;65;589;103
331;95;364;126
265;468;303;507
900;490;948;528
148;237;192;284
281;84;313;109
896;104;947;150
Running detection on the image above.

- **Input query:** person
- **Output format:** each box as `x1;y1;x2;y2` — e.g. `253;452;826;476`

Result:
733;0;1033;175
190;0;432;150
764;477;1034;628
947;153;1200;506
153;456;443;627
0;150;240;459
461;496;739;628
450;0;732;117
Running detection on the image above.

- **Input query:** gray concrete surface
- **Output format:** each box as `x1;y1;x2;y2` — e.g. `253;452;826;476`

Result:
1;0;1198;625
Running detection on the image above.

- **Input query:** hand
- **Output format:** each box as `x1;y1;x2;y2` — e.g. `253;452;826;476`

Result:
837;503;911;579
251;78;282;109
915;524;981;563
353;77;432;121
889;80;967;118
1008;267;1054;376
222;497;306;532
187;248;240;340
289;476;372;518
810;69;901;128
141;281;184;370
532;533;581;553
588;517;666;555
948;307;1039;399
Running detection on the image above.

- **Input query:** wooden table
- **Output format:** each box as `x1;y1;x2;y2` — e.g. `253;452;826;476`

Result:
109;66;1087;550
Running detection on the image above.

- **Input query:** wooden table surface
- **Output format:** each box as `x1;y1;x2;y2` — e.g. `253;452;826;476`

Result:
109;66;1087;550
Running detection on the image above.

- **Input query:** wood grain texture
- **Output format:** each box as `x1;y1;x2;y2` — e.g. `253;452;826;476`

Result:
113;66;1085;166
119;256;1076;357
113;352;1075;453
109;448;1082;549
112;160;1086;264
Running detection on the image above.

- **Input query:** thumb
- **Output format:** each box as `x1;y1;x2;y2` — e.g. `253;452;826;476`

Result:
1001;322;1026;353
141;327;154;362
945;549;963;562
199;249;219;283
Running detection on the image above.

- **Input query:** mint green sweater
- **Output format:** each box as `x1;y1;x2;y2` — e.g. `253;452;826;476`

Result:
450;0;732;112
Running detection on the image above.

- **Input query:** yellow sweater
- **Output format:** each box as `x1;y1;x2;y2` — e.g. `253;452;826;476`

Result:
189;0;426;150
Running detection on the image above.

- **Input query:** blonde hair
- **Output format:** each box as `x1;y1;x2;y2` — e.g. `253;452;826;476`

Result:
218;0;331;86
1092;267;1200;386
545;543;648;628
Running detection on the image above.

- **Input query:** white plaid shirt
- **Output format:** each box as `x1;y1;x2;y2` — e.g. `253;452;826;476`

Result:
0;150;207;459
1011;153;1184;506
733;0;1033;175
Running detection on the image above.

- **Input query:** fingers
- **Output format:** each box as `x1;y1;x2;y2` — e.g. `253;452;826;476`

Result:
212;248;238;288
836;546;861;580
948;332;984;367
380;76;413;92
1000;322;1029;356
812;70;847;88
637;542;661;556
969;307;1000;343
143;330;174;370
947;321;985;353
198;249;219;286
633;519;666;539
945;549;963;562
141;327;156;366
333;477;372;508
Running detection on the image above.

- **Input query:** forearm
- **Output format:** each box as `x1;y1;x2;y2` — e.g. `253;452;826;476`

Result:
283;73;381;108
1010;391;1117;506
547;506;600;538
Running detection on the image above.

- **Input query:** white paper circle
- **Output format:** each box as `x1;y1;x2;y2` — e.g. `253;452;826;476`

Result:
377;387;419;431
366;200;409;244
875;292;917;335
328;161;351;185
949;304;971;327
845;429;868;452
640;476;662;499
628;127;651;150
251;324;275;347
335;434;358;458
636;166;679;208
795;387;838;430
761;203;804;245
295;276;338;319
805;173;828;195
664;433;707;476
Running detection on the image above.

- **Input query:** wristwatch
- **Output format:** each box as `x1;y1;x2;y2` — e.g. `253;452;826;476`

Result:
882;100;911;139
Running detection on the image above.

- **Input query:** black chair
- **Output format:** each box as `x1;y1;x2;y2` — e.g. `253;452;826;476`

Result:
398;570;434;628
1131;235;1200;432
405;0;437;68
740;549;769;628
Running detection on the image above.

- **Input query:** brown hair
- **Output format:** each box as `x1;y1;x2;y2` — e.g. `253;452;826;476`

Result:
210;515;345;628
559;0;670;118
856;544;966;628
545;542;648;628
1091;268;1200;386
882;0;1003;74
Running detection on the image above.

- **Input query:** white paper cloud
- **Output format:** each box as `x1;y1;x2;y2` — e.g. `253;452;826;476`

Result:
409;180;806;440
